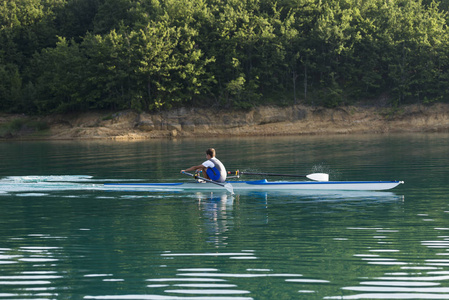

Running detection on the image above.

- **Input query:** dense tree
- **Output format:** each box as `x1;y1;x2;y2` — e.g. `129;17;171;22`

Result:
1;0;449;114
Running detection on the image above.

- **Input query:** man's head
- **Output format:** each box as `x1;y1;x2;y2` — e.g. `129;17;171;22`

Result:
206;148;216;158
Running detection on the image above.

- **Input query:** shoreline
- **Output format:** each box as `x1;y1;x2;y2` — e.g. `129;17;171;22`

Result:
1;103;449;140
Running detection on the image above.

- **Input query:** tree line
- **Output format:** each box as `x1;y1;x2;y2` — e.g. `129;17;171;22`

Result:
1;0;449;114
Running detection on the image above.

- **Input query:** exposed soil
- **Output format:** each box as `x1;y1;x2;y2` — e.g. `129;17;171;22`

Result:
1;103;449;140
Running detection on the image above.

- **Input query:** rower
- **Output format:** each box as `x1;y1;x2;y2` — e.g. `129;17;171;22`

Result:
181;148;227;183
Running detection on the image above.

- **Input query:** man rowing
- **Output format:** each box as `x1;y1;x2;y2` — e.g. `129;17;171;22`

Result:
181;148;227;182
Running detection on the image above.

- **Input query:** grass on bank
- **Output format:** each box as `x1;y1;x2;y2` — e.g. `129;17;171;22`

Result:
0;118;49;138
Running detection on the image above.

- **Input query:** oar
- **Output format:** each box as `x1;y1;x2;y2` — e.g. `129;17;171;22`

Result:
229;171;329;181
182;171;234;194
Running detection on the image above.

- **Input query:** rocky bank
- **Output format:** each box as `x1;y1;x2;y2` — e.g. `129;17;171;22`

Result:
1;103;449;140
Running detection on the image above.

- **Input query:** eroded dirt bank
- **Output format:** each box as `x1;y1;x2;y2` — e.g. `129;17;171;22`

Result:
1;103;449;140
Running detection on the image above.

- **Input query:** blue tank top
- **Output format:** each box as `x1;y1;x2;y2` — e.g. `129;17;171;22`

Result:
206;158;227;182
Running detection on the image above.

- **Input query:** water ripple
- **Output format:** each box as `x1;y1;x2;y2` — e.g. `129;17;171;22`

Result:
85;296;253;300
326;293;449;299
164;289;251;295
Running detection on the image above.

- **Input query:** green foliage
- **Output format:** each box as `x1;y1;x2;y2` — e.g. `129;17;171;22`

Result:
0;118;48;137
319;73;346;108
1;0;449;114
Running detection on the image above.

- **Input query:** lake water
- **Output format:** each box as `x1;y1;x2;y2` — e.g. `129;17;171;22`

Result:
0;133;448;299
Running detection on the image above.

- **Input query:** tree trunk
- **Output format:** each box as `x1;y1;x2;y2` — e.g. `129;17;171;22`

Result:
304;64;308;102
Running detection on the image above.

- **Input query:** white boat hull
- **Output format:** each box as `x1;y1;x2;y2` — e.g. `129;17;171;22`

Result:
105;179;404;191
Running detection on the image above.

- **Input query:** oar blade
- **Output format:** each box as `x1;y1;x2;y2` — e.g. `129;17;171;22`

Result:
306;173;329;181
224;183;234;195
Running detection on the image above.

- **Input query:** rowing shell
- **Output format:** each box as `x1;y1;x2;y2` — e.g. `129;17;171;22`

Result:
104;179;404;191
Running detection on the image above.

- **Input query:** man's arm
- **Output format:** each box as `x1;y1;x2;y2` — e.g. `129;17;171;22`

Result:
181;164;205;173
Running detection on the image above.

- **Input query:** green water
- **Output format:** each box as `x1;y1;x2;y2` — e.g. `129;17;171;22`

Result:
0;133;448;299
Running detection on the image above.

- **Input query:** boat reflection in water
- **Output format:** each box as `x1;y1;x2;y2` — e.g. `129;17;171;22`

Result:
188;189;404;203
